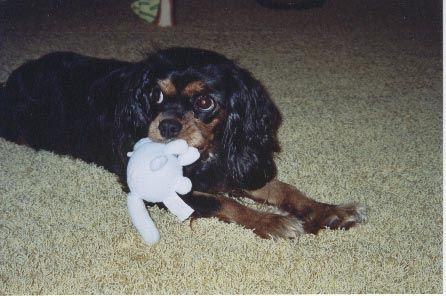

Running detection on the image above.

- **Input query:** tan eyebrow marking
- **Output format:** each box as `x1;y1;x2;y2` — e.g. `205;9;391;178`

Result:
182;80;206;97
158;79;177;96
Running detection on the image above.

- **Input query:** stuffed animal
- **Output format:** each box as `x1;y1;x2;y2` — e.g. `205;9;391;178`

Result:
126;138;200;244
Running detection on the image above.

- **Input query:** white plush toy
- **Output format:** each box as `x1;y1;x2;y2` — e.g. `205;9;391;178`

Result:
126;138;200;244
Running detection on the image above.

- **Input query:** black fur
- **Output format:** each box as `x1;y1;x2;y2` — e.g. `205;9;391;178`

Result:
222;66;281;190
0;48;282;212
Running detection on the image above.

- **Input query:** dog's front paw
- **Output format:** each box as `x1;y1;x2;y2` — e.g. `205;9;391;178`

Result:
303;203;367;234
253;211;304;240
325;203;367;229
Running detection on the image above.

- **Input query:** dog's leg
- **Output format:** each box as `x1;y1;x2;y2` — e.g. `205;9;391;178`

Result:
183;191;304;239
241;180;367;234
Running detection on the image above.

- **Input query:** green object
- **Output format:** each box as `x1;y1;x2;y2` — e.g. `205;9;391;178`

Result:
131;0;160;23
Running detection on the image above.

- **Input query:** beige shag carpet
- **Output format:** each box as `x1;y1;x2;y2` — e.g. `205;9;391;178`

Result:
0;0;442;293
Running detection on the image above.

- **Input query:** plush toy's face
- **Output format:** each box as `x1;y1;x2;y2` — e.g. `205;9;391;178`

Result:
126;139;199;202
150;155;168;171
127;141;181;201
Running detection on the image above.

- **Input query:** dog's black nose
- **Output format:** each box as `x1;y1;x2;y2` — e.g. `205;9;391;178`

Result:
159;119;182;139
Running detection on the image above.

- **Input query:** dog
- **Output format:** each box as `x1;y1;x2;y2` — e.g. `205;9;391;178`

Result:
0;47;366;239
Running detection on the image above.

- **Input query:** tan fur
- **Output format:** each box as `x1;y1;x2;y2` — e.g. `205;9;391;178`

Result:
182;80;206;97
245;180;367;234
158;79;176;96
148;111;224;152
148;115;164;142
194;192;303;239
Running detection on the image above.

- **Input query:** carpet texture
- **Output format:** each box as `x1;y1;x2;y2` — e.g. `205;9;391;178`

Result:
0;0;442;293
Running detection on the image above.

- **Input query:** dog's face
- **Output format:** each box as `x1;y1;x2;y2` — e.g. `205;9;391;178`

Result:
147;75;226;154
119;47;283;190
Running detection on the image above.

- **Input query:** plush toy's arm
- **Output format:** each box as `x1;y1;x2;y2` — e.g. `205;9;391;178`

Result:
127;193;160;244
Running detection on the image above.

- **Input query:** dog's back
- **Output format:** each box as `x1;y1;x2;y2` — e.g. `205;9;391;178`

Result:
0;52;129;155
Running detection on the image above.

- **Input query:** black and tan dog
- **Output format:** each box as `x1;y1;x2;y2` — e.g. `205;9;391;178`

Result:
0;47;366;239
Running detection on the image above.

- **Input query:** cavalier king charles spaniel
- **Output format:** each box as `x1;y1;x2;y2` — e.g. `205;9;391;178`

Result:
0;47;366;239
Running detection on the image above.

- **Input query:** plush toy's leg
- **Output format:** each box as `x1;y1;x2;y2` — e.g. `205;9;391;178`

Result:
127;194;160;244
163;193;194;221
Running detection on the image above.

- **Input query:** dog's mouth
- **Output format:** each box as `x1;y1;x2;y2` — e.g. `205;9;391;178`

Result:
148;113;218;154
155;137;207;153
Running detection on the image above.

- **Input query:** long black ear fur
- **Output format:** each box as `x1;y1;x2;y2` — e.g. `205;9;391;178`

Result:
222;67;282;190
88;64;154;173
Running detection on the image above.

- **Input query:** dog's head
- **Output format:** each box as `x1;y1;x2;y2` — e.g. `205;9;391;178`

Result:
107;47;282;190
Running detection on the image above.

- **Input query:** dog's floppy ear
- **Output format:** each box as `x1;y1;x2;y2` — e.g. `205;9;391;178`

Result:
222;67;282;190
88;65;155;165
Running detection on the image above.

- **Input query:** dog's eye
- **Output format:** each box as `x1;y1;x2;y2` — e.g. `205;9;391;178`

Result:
156;91;164;104
194;96;214;111
151;88;164;104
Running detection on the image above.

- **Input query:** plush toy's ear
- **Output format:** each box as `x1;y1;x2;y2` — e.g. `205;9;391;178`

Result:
165;139;188;155
222;66;282;190
178;147;200;166
133;138;153;151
